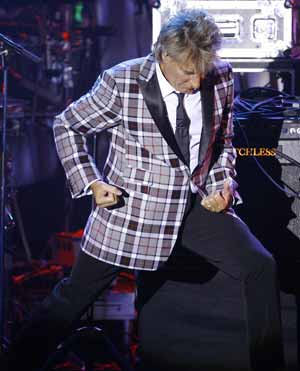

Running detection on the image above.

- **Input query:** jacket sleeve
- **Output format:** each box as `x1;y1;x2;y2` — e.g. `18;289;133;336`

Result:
53;70;122;198
205;65;242;204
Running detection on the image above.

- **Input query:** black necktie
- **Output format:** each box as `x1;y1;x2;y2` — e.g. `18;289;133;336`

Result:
175;93;190;165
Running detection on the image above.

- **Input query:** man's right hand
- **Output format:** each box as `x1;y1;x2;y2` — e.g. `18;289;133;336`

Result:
90;181;122;208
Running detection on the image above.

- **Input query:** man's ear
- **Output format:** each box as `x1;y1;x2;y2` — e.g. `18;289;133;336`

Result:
161;52;168;62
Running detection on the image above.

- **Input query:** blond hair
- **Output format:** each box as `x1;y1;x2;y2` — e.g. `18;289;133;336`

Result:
153;9;222;75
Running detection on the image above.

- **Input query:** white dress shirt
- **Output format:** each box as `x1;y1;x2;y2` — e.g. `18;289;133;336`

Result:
156;63;202;192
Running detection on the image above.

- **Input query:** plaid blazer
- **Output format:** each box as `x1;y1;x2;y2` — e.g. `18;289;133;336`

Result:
53;54;239;271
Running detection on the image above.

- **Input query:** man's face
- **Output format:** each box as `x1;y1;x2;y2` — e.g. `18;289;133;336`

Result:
160;54;202;94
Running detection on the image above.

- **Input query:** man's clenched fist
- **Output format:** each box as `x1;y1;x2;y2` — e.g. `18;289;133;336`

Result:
201;178;238;213
90;181;122;208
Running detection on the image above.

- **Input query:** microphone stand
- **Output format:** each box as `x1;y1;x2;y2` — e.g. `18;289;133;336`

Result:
0;33;41;346
0;44;8;351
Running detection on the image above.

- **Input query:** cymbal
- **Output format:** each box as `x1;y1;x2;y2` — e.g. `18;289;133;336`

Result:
0;96;28;109
0;96;27;119
0;21;35;28
0;21;39;34
74;25;115;37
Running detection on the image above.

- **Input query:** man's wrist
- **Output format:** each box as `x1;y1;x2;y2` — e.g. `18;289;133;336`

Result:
82;178;103;195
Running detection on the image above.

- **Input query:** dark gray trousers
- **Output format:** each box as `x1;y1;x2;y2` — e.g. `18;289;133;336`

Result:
7;196;284;371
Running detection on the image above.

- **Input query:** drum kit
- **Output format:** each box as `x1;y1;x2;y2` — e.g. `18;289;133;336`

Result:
0;1;114;345
0;0;114;251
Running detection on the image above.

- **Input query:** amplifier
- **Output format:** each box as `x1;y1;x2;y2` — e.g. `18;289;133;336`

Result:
281;118;300;139
233;116;300;293
153;0;292;59
234;117;300;164
278;119;300;165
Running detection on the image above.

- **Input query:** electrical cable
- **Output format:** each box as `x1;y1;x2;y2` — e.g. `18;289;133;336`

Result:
234;88;300;120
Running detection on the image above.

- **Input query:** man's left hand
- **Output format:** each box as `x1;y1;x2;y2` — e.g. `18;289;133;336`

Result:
201;178;238;213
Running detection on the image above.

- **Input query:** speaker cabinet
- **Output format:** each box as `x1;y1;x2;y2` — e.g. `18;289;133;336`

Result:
233;117;300;293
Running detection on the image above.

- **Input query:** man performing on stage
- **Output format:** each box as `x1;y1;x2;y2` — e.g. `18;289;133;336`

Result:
2;9;285;371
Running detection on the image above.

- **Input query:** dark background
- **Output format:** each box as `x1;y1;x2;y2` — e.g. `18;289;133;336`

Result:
1;0;152;258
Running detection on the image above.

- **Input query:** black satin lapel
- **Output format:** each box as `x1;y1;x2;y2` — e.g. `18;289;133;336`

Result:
198;76;214;166
137;73;186;164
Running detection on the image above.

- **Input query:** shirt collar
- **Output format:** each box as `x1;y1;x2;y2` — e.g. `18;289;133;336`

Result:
156;62;175;99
